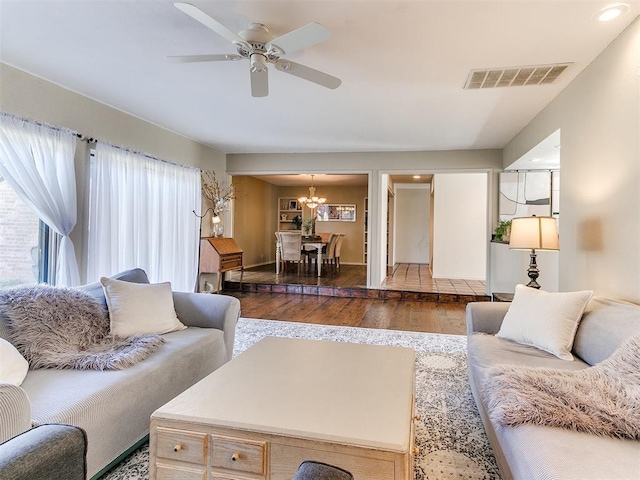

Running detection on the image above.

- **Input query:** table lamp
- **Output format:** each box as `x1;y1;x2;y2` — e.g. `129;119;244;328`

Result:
509;215;559;289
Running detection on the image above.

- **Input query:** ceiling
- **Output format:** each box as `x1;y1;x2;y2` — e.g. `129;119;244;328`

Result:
0;1;638;155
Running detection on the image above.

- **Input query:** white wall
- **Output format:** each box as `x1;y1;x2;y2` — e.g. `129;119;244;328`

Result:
503;18;640;302
1;63;226;283
489;242;559;293
394;185;430;263
432;173;487;280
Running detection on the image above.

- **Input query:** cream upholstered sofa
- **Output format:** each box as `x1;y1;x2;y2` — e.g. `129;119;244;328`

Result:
0;268;240;479
466;295;640;480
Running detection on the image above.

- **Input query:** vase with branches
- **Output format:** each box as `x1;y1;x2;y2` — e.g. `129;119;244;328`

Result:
199;171;235;236
302;217;316;236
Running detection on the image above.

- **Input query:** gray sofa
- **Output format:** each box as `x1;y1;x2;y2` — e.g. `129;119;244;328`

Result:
0;268;241;479
466;296;640;480
0;424;87;480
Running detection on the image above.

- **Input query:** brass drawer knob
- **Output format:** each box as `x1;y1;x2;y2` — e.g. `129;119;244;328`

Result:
414;413;421;421
173;444;183;452
413;446;420;455
231;452;240;462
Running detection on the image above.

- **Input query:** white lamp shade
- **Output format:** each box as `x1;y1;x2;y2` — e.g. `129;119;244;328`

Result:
509;216;559;251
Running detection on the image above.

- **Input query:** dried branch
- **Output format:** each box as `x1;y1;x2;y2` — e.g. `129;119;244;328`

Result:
201;170;235;215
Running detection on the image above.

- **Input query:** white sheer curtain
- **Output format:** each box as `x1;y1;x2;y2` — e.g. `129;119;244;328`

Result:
87;142;201;292
0;113;80;286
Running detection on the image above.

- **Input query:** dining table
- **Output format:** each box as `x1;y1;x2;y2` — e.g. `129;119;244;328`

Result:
275;235;327;277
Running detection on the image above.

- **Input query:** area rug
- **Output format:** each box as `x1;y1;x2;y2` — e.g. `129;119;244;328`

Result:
104;318;500;480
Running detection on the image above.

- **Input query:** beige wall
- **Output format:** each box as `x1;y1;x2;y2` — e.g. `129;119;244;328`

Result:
231;176;279;267
1;63;226;283
278;185;368;265
227;150;503;174
232;180;367;267
503;18;640;301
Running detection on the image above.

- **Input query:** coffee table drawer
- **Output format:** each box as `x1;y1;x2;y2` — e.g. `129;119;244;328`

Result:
156;427;208;465
156;463;206;480
211;435;266;475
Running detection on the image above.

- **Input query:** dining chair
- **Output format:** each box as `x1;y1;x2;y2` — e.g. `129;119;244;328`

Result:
275;232;283;272
278;231;303;274
333;233;346;270
321;233;340;275
301;238;318;272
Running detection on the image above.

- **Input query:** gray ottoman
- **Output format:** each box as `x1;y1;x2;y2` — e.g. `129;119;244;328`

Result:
293;460;354;480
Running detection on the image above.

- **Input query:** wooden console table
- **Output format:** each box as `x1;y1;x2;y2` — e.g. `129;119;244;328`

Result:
492;292;514;302
199;237;243;292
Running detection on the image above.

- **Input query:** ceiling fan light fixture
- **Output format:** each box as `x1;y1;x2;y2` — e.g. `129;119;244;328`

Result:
250;53;268;73
172;3;341;97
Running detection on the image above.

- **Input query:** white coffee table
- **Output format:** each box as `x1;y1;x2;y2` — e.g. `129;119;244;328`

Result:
150;336;416;480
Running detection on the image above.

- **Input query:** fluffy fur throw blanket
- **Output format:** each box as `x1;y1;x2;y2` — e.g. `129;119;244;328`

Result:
482;335;640;439
0;284;164;370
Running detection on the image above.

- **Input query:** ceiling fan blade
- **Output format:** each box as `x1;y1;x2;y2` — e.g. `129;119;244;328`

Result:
174;2;249;48
275;60;341;89
167;54;243;63
267;22;330;55
251;69;268;97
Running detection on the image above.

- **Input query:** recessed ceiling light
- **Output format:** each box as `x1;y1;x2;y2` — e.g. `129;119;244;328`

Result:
594;3;629;22
413;175;421;179
530;158;542;163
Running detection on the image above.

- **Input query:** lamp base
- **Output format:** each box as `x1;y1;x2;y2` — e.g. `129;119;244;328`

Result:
526;249;541;289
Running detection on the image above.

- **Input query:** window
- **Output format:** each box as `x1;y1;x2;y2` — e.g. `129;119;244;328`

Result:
0;175;56;286
0;114;79;286
87;143;200;292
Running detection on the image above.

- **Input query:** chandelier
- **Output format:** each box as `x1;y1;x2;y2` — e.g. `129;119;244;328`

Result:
298;174;326;210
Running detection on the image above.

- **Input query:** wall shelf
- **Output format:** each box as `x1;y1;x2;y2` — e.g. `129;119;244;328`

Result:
278;197;302;231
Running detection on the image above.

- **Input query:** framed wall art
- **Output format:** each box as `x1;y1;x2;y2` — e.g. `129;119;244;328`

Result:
316;204;356;222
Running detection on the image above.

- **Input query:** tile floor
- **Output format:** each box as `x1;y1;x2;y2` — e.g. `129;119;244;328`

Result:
381;263;487;296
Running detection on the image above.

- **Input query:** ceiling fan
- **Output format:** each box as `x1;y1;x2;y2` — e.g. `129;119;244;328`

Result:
171;2;342;97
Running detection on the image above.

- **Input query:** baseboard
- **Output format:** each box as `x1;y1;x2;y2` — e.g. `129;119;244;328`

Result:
242;260;275;269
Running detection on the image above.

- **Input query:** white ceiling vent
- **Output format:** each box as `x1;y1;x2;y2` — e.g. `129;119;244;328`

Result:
464;63;572;89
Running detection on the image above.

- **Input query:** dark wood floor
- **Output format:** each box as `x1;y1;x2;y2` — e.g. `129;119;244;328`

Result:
226;291;468;335
228;263;487;296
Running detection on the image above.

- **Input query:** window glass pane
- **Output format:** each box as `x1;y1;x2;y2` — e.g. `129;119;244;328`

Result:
0;177;41;287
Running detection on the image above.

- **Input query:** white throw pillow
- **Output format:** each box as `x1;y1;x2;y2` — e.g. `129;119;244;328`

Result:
496;284;593;361
100;277;186;338
0;337;29;385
